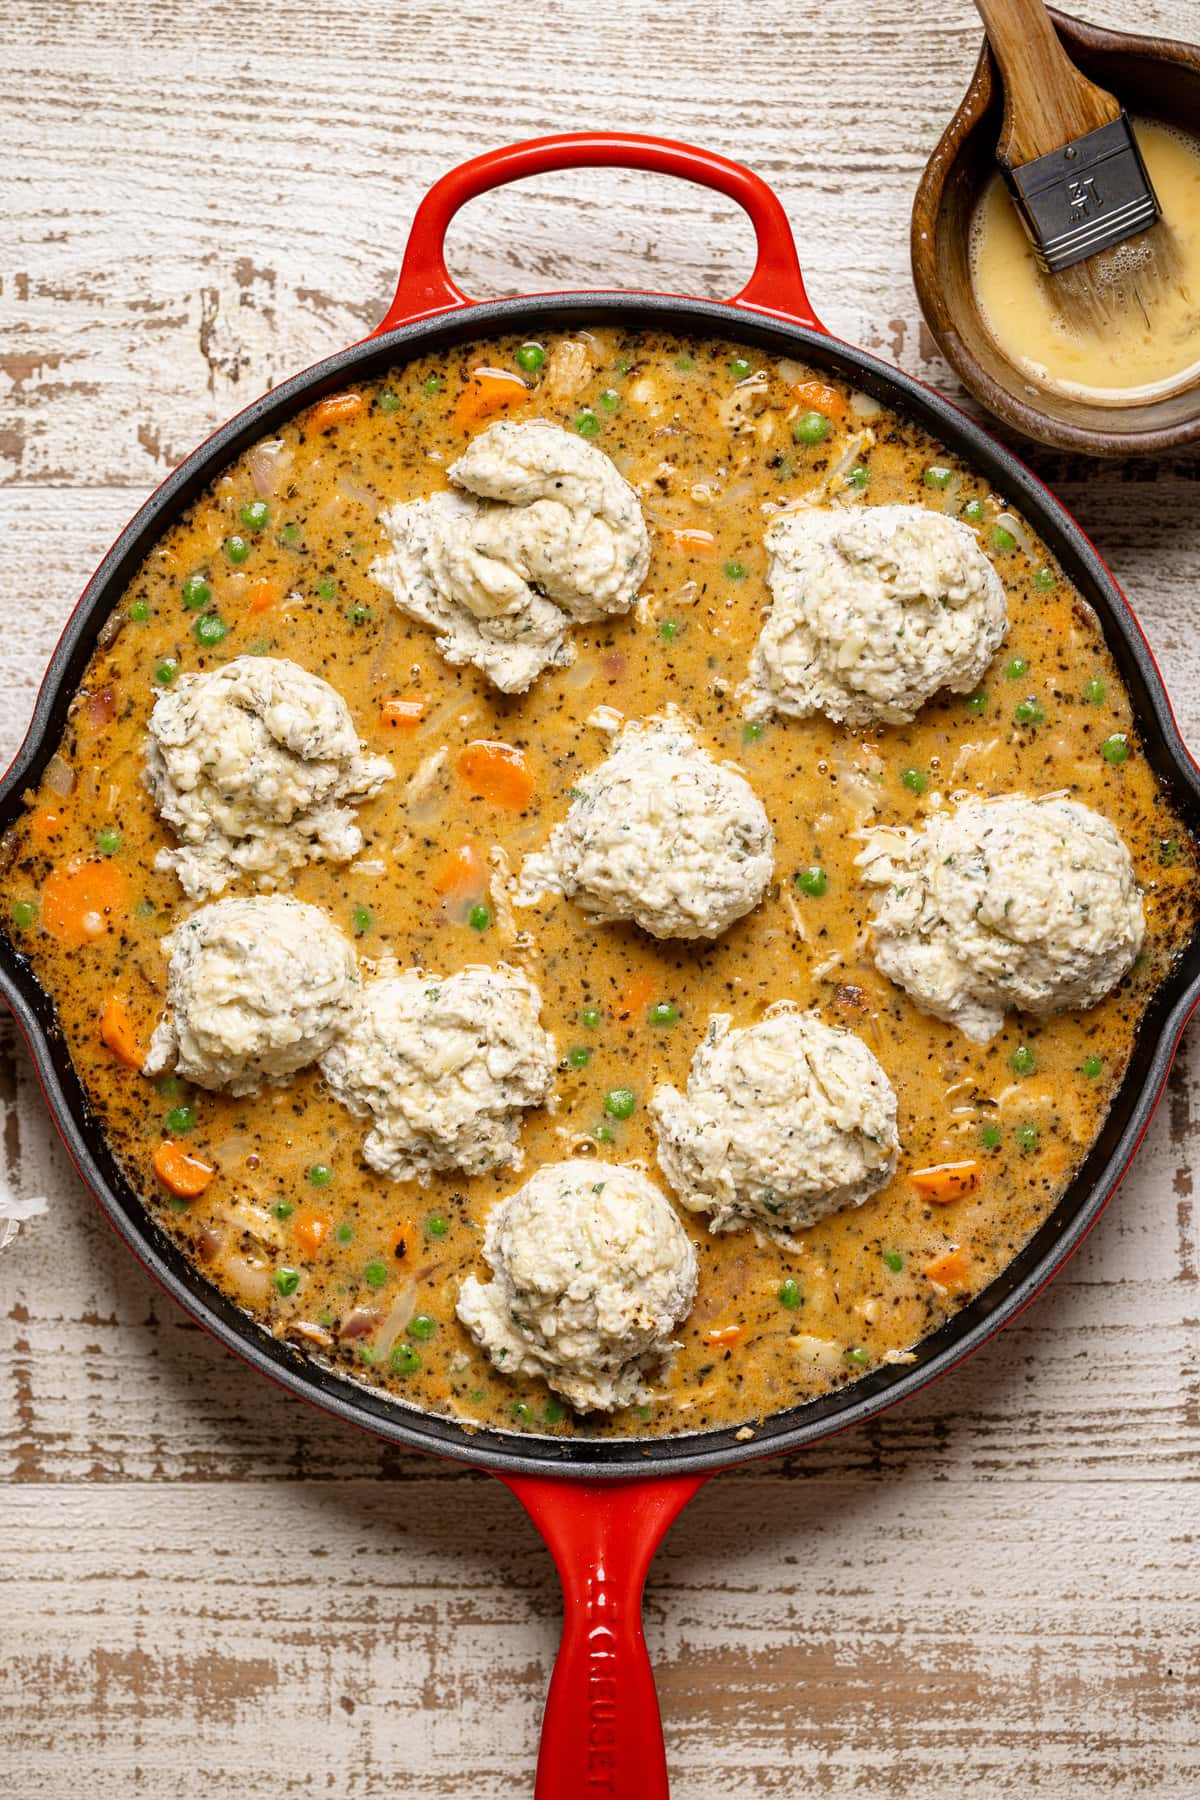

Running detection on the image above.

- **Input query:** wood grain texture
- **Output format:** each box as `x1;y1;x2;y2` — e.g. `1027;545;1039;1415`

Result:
2;0;1199;1793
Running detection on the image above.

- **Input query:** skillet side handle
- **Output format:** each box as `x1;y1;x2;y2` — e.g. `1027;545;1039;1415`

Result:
375;131;825;334
499;1470;708;1800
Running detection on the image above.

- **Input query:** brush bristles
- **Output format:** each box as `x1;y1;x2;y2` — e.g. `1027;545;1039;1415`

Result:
1047;219;1185;334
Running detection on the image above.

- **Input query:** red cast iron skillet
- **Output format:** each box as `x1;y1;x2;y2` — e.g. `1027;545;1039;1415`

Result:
4;134;1200;1797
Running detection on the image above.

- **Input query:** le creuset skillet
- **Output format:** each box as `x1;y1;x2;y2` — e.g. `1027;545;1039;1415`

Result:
4;133;1200;1799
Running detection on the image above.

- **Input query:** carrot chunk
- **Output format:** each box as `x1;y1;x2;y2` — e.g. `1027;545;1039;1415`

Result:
457;741;535;811
910;1160;982;1203
41;859;127;946
307;391;364;432
30;809;65;848
667;527;717;557
294;1209;332;1257
431;841;487;899
380;697;427;730
704;1324;743;1347
924;1247;971;1294
153;1140;215;1198
247;578;278;615
99;993;144;1069
790;379;847;422
453;367;529;430
391;1218;415;1259
619;972;657;1018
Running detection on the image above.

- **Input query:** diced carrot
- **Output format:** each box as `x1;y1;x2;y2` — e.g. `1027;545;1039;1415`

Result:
431;841;487;898
391;1218;415;1259
30;809;65;848
453;367;529;430
910;1160;982;1204
790;379;847;423
307;391;364;432
619;971;657;1018
99;992;144;1069
457;740;535;811
925;1247;971;1295
704;1324;743;1347
41;859;127;946
294;1208;332;1257
667;527;717;557
248;578;278;615
379;697;427;730
153;1140;215;1199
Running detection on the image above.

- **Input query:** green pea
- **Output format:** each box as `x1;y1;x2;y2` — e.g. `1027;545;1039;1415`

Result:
674;354;695;372
742;720;765;743
335;1222;353;1244
658;620;682;642
511;1401;533;1423
961;498;985;523
846;1346;870;1367
603;1087;636;1120
281;523;302;546
581;1006;601;1030
363;1259;389;1290
1033;567;1055;590
96;827;122;855
1014;697;1045;726
391;1343;420;1375
593;1122;615;1143
568;1046;591;1068
246;637;272;656
778;1277;803;1309
923;464;954;489
1081;1055;1103;1079
543;1399;566;1424
468;903;491;932
729;355;754;381
239;500;269;531
352;903;373;935
358;1345;376;1366
633;1403;652;1423
1101;734;1130;765
165;1105;195;1135
648;1002;678;1028
273;1200;294;1220
979;1122;1002;1150
991;526;1016;552
795;866;828;898
793;410;830;445
128;599;151;623
182;575;211;608
724;561;747;581
1083;677;1105;704
846;465;870;490
515;343;545;373
135;898;156;919
424;375;443;395
965;691;989;717
155;1075;179;1099
194;613;227;647
378;391;401;413
426;1213;449;1239
1009;1044;1037;1076
1015;1123;1039;1153
316;577;336;600
901;767;927;795
410;1314;436;1341
1159;838;1181;866
1005;657;1028;679
614;356;632;376
274;1268;300;1297
10;899;36;929
224;535;250;565
882;1250;905;1274
308;1163;333;1188
345;604;373;626
598;389;621;413
574;409;600;437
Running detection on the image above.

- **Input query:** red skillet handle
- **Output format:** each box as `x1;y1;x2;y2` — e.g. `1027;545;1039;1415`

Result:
375;131;824;334
499;1470;709;1800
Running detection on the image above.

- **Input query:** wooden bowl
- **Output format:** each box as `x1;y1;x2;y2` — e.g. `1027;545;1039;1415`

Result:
912;7;1200;457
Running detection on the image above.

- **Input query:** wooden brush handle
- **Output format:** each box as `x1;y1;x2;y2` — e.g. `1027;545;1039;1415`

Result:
973;0;1121;167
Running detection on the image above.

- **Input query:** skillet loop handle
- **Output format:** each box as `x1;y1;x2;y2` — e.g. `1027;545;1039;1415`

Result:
376;131;825;334
499;1471;707;1800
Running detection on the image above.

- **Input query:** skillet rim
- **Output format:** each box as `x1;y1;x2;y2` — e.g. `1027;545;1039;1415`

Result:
4;290;1200;1479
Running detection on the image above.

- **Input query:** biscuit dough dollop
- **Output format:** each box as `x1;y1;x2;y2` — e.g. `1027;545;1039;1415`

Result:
145;895;359;1096
371;419;650;692
456;1160;698;1413
145;655;393;899
744;504;1007;726
650;1009;900;1244
515;715;775;940
857;794;1145;1042
319;964;556;1183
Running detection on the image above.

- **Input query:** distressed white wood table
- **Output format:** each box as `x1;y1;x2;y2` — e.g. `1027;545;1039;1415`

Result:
2;1;1197;1793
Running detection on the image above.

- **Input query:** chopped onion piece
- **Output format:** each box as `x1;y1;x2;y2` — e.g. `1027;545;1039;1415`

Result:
44;754;75;798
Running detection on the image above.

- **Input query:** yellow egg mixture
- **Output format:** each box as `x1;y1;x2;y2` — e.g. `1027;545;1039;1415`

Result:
2;328;1196;1438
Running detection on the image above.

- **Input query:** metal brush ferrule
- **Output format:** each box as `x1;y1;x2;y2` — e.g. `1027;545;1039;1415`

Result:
1005;113;1162;273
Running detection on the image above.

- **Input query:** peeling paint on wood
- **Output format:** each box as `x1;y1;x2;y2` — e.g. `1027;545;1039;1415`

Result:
2;0;1199;1794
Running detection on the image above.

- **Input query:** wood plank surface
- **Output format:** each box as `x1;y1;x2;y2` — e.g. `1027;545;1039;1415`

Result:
2;0;1198;1794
